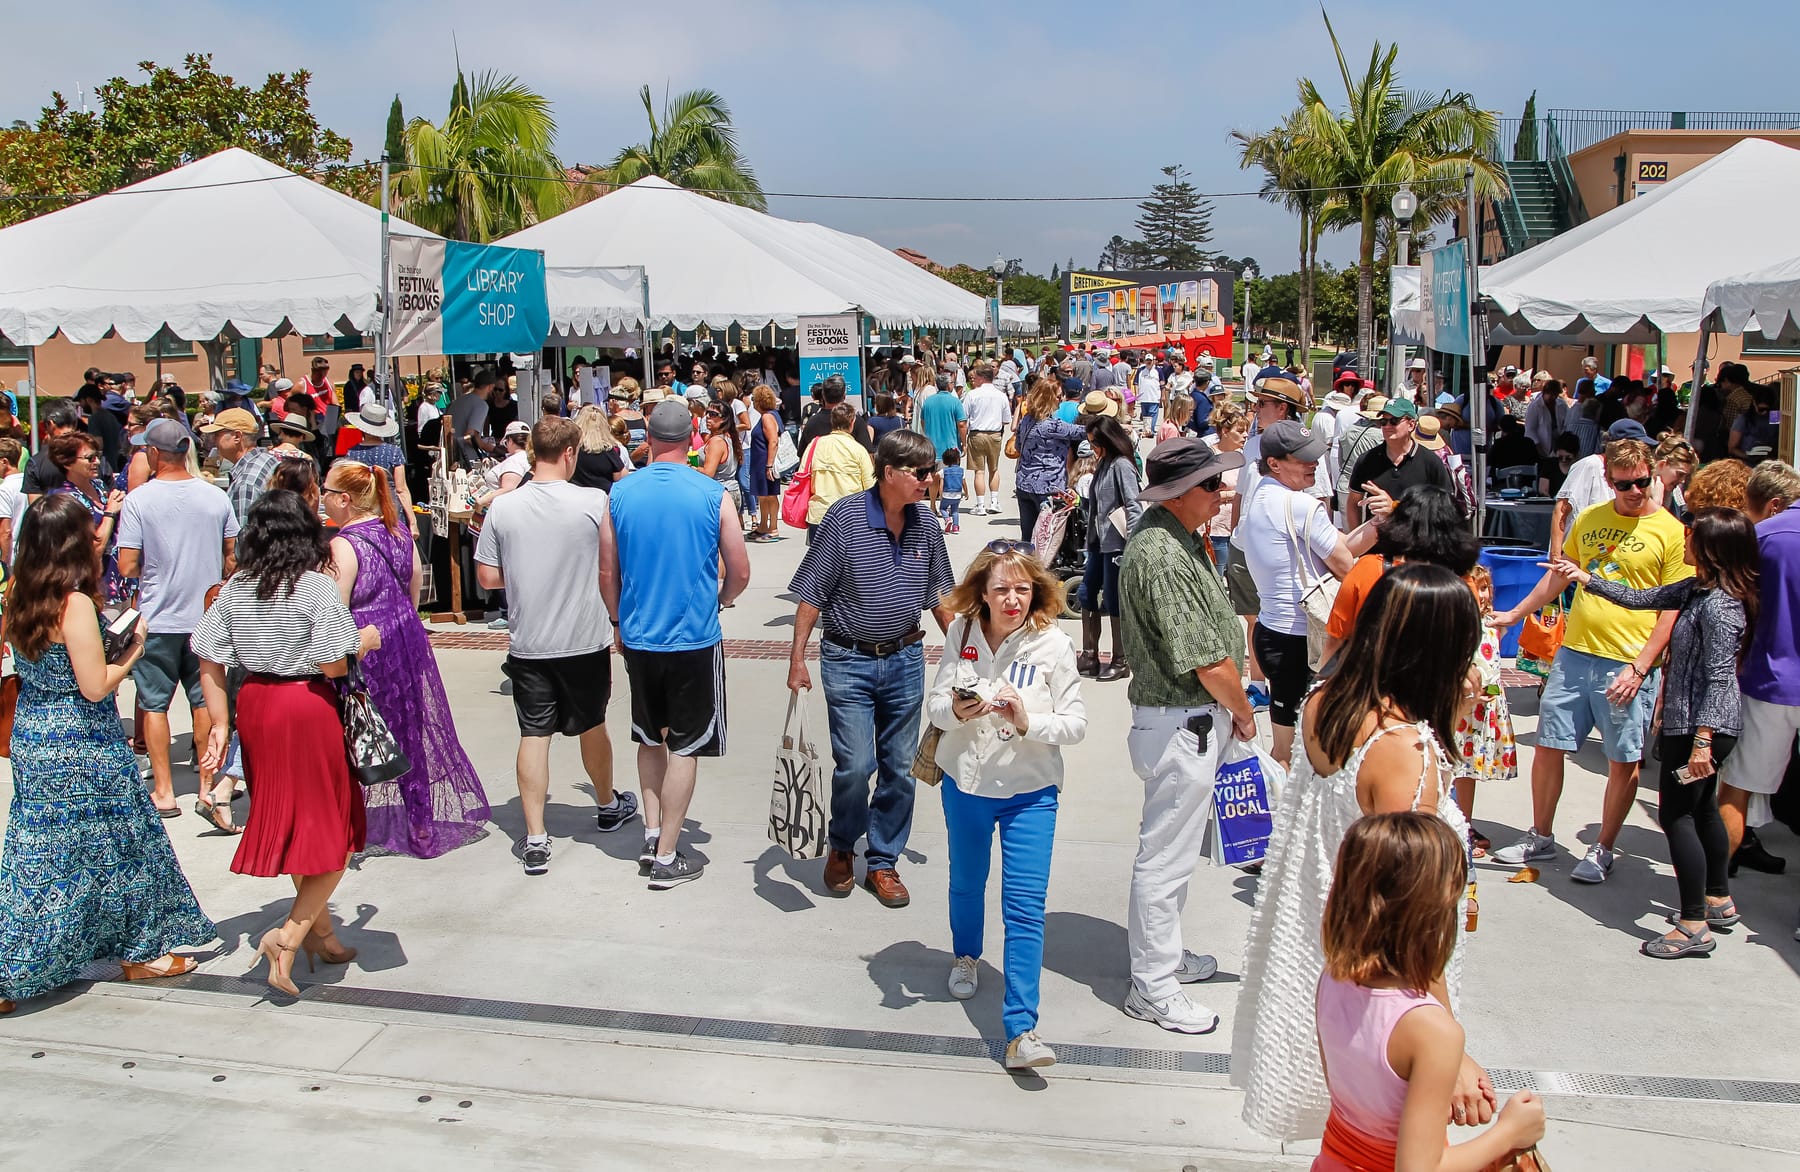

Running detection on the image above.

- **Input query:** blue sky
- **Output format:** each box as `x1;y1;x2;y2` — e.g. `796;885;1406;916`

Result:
7;0;1800;275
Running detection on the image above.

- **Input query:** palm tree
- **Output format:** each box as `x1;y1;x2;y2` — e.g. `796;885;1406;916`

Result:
1234;106;1332;362
392;69;568;242
608;85;765;211
1299;9;1505;374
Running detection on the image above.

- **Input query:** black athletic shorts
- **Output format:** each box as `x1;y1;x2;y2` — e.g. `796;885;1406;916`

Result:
621;643;726;758
503;648;612;738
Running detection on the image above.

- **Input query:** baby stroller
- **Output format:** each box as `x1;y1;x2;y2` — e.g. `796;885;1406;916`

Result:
1033;494;1090;618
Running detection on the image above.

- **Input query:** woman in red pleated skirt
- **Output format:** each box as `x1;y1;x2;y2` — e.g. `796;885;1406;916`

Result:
194;490;380;999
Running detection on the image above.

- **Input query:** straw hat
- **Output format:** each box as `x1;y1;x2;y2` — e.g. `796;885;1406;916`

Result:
1415;415;1446;451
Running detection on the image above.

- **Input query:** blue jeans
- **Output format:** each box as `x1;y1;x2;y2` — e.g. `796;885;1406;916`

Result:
820;640;924;870
942;779;1058;1039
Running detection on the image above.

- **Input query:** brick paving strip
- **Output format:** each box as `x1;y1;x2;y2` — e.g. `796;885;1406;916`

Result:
426;628;1544;688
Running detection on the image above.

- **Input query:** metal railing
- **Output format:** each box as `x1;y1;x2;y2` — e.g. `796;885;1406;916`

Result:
1544;117;1589;227
1498;110;1800;160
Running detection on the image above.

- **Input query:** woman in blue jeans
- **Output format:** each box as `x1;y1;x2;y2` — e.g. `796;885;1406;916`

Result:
926;543;1087;1071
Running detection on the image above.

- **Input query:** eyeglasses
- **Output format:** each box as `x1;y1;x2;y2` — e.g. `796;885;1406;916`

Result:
984;539;1037;555
903;464;938;481
1611;475;1653;492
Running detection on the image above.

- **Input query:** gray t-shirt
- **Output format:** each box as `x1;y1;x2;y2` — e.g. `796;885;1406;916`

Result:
473;479;613;659
449;392;490;467
116;476;240;634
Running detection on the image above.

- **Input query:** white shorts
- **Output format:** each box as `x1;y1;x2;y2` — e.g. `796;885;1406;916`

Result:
1720;695;1800;796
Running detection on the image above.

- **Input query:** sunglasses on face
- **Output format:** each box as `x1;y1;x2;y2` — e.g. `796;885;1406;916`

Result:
984;539;1036;555
1612;475;1653;492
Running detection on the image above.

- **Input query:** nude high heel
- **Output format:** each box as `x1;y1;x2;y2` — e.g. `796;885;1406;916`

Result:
247;933;300;997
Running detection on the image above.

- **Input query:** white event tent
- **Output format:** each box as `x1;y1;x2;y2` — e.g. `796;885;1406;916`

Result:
499;176;991;333
1480;137;1800;342
0;147;439;349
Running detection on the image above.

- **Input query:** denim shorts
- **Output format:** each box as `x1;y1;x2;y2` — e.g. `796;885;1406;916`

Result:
1537;647;1658;763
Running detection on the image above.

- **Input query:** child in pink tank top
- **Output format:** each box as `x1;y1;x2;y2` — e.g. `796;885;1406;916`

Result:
1314;813;1545;1172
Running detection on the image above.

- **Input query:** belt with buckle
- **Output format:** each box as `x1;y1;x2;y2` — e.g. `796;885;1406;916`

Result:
823;629;925;658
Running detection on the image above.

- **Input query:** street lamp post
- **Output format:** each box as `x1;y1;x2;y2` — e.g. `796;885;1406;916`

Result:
1389;185;1418;397
991;253;1006;355
1241;265;1257;379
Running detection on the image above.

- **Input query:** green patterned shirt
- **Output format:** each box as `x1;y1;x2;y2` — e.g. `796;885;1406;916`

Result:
1119;505;1244;707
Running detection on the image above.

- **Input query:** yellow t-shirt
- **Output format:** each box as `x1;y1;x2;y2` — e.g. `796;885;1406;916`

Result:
1561;502;1692;662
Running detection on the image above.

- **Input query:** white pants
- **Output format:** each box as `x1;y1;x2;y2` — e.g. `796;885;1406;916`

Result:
1127;703;1223;1001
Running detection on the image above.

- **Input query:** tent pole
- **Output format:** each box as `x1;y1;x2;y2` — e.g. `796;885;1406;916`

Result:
26;346;39;449
376;152;393;408
1685;326;1708;443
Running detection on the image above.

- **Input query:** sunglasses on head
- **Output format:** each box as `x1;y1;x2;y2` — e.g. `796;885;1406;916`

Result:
984;539;1036;556
1612;475;1653;492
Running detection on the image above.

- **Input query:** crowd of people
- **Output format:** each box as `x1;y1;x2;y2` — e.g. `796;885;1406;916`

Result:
0;336;1795;1167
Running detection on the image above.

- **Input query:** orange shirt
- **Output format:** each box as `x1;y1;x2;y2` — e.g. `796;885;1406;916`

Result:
1326;553;1390;640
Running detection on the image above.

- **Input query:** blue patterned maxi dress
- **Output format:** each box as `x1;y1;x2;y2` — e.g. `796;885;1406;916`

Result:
0;643;215;1001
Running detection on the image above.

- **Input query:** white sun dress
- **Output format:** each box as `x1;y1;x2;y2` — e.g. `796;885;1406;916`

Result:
1230;720;1468;1142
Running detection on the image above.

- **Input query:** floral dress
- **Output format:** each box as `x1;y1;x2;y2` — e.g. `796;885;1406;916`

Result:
1453;622;1518;781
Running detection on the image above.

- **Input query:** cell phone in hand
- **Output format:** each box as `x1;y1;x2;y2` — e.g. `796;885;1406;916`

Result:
104;607;142;664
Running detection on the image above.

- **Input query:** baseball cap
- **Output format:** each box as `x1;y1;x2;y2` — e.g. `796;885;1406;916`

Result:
1259;420;1329;463
646;399;693;443
199;408;260;436
135;417;193;453
1138;438;1245;503
1379;398;1420;421
1606;418;1650;441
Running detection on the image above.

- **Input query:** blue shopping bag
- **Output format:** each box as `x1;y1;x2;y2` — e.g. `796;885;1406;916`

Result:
1206;738;1282;868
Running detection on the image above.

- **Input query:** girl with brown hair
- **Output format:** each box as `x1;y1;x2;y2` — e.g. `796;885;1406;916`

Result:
0;495;213;1014
925;543;1086;1071
1315;813;1544;1170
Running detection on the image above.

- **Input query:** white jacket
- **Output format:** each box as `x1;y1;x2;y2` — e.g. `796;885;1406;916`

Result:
927;616;1087;799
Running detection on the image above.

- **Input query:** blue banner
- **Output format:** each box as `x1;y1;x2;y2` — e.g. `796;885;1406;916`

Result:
1422;239;1470;356
441;241;548;354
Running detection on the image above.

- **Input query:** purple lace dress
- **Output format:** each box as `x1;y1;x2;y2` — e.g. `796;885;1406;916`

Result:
339;518;490;857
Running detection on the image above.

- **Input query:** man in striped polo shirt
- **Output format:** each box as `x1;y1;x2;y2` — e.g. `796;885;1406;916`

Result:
788;430;956;908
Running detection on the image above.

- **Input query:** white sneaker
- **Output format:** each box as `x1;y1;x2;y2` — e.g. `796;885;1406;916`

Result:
1004;1031;1056;1070
1174;950;1219;983
1491;829;1556;867
1123;987;1218;1034
948;955;979;1000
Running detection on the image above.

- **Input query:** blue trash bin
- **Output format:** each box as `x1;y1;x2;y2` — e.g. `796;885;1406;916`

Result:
1479;546;1546;659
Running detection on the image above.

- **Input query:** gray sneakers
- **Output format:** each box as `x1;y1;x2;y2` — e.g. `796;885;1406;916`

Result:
1571;843;1616;884
1491;829;1556;867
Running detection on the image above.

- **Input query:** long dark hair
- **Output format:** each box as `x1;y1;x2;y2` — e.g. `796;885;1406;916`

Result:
1373;485;1479;574
6;494;100;661
1314;562;1480;767
235;489;331;601
1687;507;1760;663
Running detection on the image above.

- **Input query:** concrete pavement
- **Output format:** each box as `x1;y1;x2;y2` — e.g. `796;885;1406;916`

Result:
3;491;1799;1169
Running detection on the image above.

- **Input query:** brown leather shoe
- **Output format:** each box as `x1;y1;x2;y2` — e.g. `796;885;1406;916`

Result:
864;867;911;908
823;849;856;895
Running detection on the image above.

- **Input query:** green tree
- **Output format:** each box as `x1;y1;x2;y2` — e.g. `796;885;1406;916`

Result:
0;53;354;226
1299;10;1505;373
1133;164;1215;269
608;85;764;210
384;94;405;162
1514;91;1538;161
393;68;568;242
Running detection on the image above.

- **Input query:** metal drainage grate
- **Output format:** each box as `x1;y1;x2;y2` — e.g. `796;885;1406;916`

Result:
146;974;1795;1099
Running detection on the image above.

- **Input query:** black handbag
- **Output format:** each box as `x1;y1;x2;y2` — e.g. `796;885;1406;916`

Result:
339;655;410;785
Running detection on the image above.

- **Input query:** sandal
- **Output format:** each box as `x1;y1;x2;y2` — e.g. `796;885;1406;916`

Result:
1642;922;1715;959
120;954;199;981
